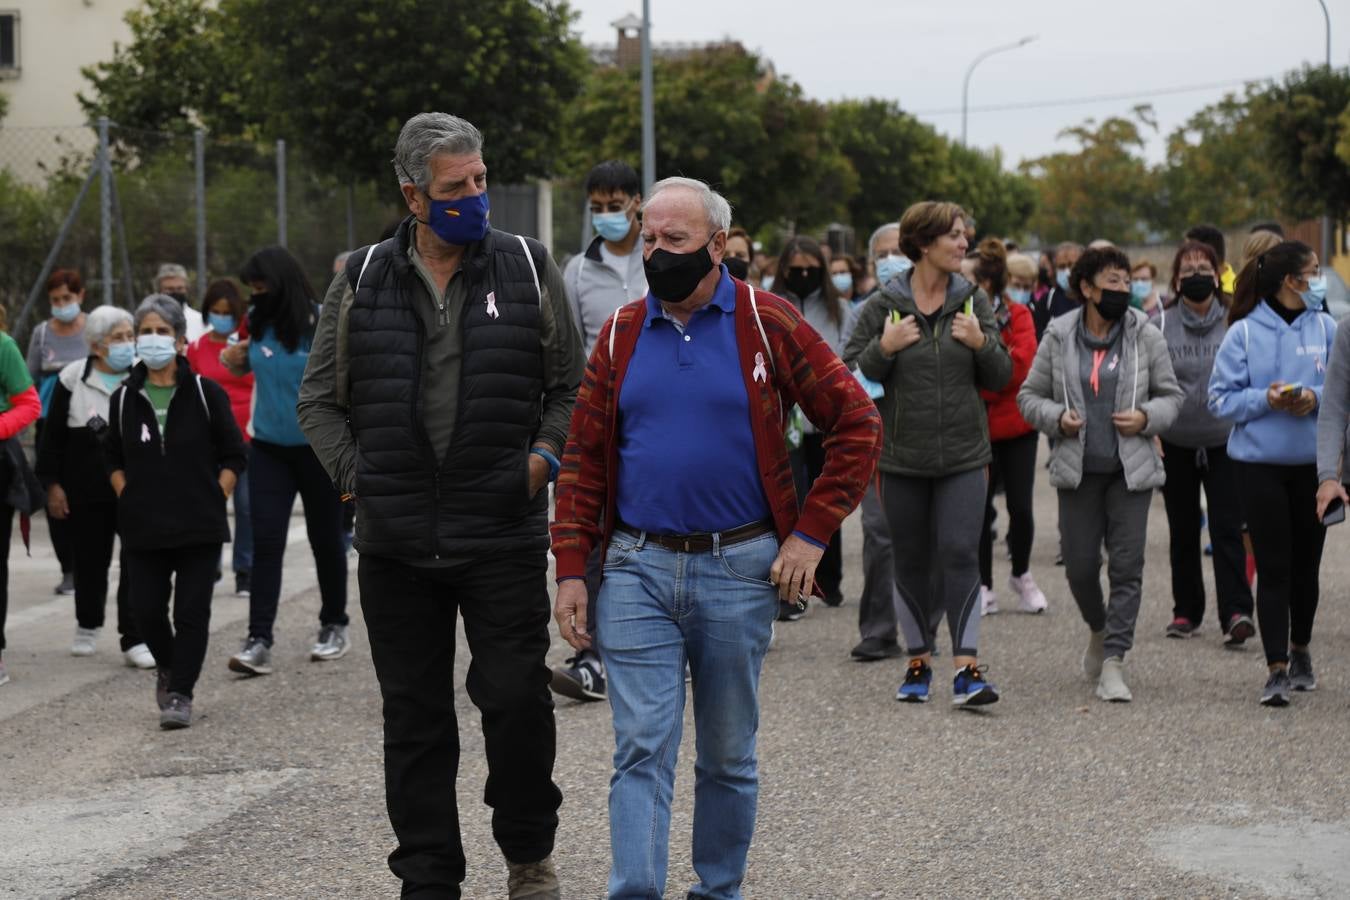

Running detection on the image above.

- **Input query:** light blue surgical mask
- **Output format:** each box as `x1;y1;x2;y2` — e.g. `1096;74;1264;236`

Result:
1300;274;1327;312
876;254;912;285
136;334;178;370
831;273;854;295
1056;268;1071;291
1131;279;1152;301
208;313;237;335
1007;287;1032;305
106;341;135;372
52;302;81;323
592;210;634;242
760;275;775;291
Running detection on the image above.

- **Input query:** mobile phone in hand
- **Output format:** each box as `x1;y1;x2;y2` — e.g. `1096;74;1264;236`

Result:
1324;496;1345;526
1280;383;1304;398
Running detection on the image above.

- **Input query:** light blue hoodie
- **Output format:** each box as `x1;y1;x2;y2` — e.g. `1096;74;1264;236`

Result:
1207;300;1336;465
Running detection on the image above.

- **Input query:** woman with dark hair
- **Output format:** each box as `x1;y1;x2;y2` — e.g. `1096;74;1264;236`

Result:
844;202;1012;706
1209;240;1334;707
187;279;255;597
723;227;754;282
222;247;349;676
776;235;850;611
1019;246;1182;703
1153;240;1254;645
829;254;862;303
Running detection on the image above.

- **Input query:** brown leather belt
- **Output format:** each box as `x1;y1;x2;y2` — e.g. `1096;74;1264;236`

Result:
614;519;776;553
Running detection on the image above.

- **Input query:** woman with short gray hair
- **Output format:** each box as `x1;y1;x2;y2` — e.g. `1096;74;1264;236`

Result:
36;305;151;665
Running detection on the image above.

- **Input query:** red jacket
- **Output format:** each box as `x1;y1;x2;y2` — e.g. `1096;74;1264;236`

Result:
981;299;1036;441
186;333;254;442
551;279;881;584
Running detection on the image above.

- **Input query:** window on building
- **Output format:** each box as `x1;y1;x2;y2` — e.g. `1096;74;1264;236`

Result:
0;11;17;76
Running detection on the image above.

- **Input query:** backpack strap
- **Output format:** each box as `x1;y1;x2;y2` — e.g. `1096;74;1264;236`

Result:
516;234;542;304
194;374;211;423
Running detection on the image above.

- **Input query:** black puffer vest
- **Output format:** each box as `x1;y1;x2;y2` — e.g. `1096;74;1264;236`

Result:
345;218;547;559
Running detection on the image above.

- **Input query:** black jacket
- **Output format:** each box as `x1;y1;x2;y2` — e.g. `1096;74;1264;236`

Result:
105;358;247;551
36;357;117;503
1030;286;1078;341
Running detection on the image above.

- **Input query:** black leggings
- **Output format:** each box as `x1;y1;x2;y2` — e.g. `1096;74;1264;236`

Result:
128;543;220;698
1235;461;1325;665
69;500;140;650
799;433;842;597
979;431;1037;586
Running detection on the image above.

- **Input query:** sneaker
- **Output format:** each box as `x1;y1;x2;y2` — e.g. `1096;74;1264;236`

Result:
777;599;805;622
0;657;9;687
549;652;606;702
506;854;560;900
851;636;903;661
123;643;156;669
896;659;932;703
228;637;273;676
1096;656;1132;702
71;626;100;657
1224;614;1256;649
952;664;999;708
1165;617;1196;638
1083;630;1106;680
234;570;251;597
1289;649;1317;691
821;591;844;608
160;693;192;729
310;624;350;661
54;572;75;595
1260;669;1292;707
979;586;1000;616
1007;572;1048;614
156;669;172;710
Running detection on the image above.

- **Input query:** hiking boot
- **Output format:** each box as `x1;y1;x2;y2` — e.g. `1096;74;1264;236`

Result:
228;637;273;676
1007;571;1048;613
851;637;903;661
952;664;999;708
160;693;192;729
1289;649;1316;691
234;570;251;597
71;626;100;657
1224;614;1256;649
506;854;560;900
1083;630;1105;680
1165;617;1196;638
310;624;350;661
156;668;172;710
1260;669;1291;707
896;659;932;703
979;585;999;616
549;652;606;701
123;643;156;669
1096;657;1132;702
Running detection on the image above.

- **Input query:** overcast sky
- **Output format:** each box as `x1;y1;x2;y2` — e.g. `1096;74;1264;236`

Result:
570;0;1344;169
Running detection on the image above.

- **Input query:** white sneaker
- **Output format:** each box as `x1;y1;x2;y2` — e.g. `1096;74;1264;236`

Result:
979;585;1000;616
1007;571;1048;614
71;627;100;657
122;643;156;669
1096;656;1133;702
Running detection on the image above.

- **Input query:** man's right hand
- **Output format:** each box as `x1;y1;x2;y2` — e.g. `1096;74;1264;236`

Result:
554;578;592;651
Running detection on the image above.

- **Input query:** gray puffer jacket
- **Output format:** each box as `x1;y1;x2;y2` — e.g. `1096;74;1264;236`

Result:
1018;307;1183;491
843;270;1011;477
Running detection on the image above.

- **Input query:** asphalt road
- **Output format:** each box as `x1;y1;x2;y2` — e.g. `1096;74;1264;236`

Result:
2;476;1349;899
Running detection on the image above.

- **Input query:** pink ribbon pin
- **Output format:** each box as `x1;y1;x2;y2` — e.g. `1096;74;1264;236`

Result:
752;351;767;383
261;345;274;358
486;291;500;319
140;423;151;443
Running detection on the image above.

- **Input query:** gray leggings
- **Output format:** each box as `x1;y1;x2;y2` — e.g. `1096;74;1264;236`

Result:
880;468;988;657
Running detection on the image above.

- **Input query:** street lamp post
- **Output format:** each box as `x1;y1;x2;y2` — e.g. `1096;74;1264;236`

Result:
641;0;655;197
961;35;1038;147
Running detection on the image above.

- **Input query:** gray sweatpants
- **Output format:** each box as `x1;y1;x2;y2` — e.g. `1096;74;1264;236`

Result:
1057;471;1152;659
858;480;899;642
881;468;987;657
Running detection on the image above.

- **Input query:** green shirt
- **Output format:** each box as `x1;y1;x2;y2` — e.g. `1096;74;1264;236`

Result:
0;332;34;412
144;383;175;436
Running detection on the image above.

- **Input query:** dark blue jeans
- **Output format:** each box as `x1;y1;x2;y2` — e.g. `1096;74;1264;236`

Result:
246;440;348;644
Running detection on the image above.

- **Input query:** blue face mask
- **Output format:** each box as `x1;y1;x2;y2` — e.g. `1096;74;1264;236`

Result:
831;273;854;295
424;192;490;246
136;334;178;370
1131;279;1152;301
1056;268;1071;291
876;254;912;285
1007;287;1032;305
106;341;135;372
592;209;634;242
52;302;81;324
1301;275;1327;312
209;313;237;335
760;275;775;291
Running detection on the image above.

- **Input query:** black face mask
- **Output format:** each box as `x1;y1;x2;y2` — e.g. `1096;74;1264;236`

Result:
644;241;715;304
165;290;190;306
783;266;823;299
1178;274;1216;302
1096;289;1131;321
724;257;750;281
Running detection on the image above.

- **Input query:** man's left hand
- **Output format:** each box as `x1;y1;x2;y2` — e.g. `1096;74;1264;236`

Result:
528;453;550;498
769;534;824;603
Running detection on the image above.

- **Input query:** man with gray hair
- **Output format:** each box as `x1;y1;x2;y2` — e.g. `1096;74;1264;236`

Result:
153;264;206;341
297;112;581;899
551;176;881;897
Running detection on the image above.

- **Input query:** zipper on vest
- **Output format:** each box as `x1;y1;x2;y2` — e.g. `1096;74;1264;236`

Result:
432;470;441;559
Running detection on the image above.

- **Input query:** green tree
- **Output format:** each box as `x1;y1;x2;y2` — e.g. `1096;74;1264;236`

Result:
940;143;1037;241
1250;65;1350;232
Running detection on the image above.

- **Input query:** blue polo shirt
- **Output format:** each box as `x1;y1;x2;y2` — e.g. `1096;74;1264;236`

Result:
616;268;772;534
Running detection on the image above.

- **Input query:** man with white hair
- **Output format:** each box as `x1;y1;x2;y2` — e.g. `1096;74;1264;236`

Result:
297;112;583;899
154;263;206;341
551;177;881;898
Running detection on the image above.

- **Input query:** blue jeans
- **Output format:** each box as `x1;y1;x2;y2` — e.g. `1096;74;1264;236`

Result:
232;468;253;574
597;528;778;900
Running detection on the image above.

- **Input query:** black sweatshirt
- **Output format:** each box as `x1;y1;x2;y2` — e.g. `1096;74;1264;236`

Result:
36;357;117;503
104;358;247;551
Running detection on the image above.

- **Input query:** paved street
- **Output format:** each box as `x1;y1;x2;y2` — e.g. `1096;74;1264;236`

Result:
3;476;1350;899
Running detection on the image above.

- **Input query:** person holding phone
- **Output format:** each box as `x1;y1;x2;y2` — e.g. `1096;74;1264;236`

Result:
1208;240;1334;707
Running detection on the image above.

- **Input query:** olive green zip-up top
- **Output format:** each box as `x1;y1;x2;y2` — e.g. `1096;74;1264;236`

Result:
842;270;1011;477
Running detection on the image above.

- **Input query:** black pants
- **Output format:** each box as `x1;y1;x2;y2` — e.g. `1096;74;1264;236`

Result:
799;433;842;598
0;462;11;652
1234;462;1325;665
979;431;1037;586
359;552;561;898
247;440;348;644
1161;442;1253;629
127;543;219;698
69;500;140;650
35;419;74;576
